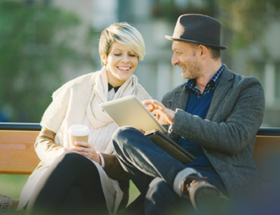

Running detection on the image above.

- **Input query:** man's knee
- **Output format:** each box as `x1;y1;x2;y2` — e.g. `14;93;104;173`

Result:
112;126;139;150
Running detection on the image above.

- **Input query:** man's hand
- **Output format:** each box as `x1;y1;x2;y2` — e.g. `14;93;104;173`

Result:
142;100;175;125
71;142;101;165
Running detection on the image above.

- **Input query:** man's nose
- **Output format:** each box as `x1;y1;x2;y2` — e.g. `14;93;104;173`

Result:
171;54;179;66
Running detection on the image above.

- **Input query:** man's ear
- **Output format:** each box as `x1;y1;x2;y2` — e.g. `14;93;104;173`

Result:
198;45;208;59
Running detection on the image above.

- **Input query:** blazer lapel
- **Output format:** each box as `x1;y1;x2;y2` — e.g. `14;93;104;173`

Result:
206;65;234;120
172;84;191;111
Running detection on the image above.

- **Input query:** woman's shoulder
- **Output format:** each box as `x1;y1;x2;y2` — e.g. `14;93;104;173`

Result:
52;71;99;98
135;82;153;101
63;72;98;88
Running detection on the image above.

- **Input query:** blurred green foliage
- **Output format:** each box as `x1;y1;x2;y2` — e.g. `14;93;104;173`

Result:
152;0;216;21
217;0;280;52
0;1;96;122
0;174;29;198
152;0;280;52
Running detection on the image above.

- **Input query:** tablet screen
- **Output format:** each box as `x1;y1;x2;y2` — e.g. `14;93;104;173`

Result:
100;95;167;133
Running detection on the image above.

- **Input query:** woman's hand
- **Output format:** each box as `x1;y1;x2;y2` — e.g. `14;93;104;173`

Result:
71;142;101;165
142;100;175;125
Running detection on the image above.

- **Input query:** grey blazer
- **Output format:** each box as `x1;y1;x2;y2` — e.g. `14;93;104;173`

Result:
162;65;265;199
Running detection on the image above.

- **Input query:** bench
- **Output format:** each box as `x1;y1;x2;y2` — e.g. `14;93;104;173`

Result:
0;123;280;213
1;123;280;180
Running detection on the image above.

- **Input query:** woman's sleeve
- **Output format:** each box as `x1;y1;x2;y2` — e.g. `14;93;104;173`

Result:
35;127;64;166
40;82;71;133
100;153;130;181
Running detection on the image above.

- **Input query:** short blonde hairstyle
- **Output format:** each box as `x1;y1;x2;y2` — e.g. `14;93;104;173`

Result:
99;22;145;66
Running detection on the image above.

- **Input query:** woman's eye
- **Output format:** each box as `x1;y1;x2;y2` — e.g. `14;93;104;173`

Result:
114;53;121;56
129;54;136;57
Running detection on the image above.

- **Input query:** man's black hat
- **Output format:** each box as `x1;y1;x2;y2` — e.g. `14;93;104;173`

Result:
165;14;227;50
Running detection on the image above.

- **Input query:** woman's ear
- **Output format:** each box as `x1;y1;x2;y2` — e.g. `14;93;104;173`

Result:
101;55;107;65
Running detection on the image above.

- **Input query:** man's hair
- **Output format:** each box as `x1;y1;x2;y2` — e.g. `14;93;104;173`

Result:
99;22;145;66
189;43;221;60
205;46;221;60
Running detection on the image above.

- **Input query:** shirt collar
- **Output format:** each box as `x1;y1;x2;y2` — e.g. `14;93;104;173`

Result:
108;83;120;93
185;64;225;97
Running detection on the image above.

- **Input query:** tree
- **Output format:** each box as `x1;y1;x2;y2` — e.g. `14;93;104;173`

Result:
216;0;280;52
151;0;280;52
0;1;96;122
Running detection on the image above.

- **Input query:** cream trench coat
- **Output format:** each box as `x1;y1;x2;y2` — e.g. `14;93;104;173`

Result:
18;67;152;214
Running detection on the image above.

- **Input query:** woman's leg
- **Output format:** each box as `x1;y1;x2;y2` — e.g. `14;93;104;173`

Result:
26;152;108;215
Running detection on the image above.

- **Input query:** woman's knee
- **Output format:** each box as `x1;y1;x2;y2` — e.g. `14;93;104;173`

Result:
56;152;87;166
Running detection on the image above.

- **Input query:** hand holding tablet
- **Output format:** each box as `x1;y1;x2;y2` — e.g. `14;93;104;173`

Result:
100;95;196;164
142;100;175;125
100;95;167;133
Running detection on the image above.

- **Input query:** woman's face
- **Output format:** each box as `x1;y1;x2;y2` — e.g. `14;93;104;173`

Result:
104;42;139;87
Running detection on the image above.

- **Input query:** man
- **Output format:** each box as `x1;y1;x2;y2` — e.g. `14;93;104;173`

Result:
113;14;265;215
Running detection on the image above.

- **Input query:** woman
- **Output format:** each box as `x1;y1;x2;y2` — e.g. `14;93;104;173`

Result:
17;22;152;215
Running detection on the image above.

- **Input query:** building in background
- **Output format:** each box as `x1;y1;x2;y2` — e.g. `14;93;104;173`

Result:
29;0;280;127
231;22;280;127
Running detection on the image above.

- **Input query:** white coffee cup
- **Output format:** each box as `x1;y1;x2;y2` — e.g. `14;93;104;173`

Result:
68;124;90;147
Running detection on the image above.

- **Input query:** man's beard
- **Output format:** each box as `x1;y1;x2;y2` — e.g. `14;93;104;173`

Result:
181;57;202;80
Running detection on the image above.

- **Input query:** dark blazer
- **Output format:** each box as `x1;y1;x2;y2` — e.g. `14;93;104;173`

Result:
162;65;265;199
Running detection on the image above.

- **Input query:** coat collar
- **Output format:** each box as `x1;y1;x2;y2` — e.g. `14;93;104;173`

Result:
206;65;234;120
172;84;190;111
171;65;234;120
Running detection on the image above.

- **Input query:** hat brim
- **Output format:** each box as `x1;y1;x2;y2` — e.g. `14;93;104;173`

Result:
165;35;227;50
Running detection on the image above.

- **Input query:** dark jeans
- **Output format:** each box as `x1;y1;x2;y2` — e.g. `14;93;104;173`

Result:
26;152;108;215
113;127;226;215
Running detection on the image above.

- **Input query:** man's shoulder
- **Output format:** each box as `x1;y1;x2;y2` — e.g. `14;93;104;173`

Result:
223;66;263;89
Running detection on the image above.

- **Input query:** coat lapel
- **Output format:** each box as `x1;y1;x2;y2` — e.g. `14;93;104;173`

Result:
172;84;190;111
206;65;234;120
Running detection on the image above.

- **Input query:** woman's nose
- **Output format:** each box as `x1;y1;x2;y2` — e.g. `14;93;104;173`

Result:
122;54;129;63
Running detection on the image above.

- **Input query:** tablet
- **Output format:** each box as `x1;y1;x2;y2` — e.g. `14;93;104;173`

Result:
100;95;167;133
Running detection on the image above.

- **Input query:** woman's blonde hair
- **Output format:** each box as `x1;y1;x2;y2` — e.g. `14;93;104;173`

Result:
99;22;145;66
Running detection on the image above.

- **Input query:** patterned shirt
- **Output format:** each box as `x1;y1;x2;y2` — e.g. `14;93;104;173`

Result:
185;64;225;98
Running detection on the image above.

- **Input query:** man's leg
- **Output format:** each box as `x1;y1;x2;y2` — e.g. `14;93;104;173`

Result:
112;127;198;189
145;178;195;215
145;168;228;215
113;127;228;214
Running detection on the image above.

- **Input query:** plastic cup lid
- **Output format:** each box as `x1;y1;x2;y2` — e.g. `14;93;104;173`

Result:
68;124;90;136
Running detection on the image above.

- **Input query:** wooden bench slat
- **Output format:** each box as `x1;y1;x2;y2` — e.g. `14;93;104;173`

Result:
0;130;280;183
253;135;280;182
0;130;40;175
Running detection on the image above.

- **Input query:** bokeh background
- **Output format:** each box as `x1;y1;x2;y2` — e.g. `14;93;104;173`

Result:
0;0;280;205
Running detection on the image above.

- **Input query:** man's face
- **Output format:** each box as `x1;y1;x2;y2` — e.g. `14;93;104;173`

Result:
171;41;202;80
